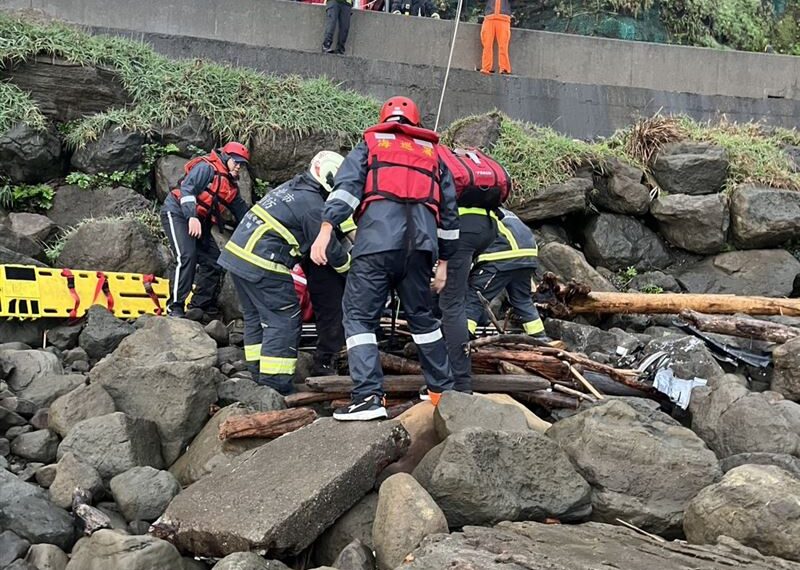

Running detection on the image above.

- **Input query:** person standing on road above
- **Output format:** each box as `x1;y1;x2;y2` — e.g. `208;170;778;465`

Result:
323;0;353;54
480;0;512;75
310;96;460;421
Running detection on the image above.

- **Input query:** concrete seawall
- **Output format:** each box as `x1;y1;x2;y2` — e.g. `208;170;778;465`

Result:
3;0;799;137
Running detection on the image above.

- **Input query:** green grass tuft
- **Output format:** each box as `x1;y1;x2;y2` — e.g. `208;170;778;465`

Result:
0;15;379;147
0;81;46;133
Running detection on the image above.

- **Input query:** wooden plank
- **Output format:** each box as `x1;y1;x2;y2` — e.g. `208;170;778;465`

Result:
305;374;550;393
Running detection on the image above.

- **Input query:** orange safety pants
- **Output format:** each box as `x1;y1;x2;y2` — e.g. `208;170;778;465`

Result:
480;15;511;74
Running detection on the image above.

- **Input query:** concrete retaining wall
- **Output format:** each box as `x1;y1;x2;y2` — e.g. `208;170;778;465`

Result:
3;0;800;137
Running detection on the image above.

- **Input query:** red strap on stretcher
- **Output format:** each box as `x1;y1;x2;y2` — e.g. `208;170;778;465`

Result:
92;272;115;312
60;269;80;320
142;274;163;316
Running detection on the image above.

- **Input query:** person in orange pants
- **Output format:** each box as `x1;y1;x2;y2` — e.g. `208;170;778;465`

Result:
480;0;512;75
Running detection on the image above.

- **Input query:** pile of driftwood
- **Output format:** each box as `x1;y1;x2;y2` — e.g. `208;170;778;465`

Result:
217;272;800;442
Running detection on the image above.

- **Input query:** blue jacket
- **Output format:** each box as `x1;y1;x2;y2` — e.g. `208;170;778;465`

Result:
475;208;538;271
321;141;460;261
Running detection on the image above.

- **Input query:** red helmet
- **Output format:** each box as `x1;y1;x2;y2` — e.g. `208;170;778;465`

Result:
221;141;250;164
379;96;421;126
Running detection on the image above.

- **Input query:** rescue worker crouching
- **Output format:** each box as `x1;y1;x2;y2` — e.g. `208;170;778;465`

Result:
465;208;551;341
391;0;440;17
311;96;460;421
217;151;350;396
161;142;250;319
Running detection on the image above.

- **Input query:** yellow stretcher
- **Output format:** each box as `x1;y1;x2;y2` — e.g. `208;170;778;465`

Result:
0;264;170;320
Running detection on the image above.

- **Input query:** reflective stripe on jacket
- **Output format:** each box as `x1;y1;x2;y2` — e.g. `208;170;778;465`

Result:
476;208;537;269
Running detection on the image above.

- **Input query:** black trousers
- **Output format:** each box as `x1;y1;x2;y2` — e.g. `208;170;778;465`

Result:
323;1;352;52
301;259;346;368
439;214;496;392
343;251;453;400
161;211;223;314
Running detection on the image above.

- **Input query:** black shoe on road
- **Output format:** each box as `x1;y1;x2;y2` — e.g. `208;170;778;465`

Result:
333;395;388;421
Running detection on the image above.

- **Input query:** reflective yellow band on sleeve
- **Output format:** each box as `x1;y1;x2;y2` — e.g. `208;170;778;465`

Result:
467;319;478;334
476;248;539;264
339;216;358;234
333;253;352;274
458;207;499;220
259;356;297;375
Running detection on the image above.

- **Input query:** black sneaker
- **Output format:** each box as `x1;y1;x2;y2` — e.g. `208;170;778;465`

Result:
531;332;555;343
311;363;337;377
418;386;431;401
167;308;186;318
333;395;388;421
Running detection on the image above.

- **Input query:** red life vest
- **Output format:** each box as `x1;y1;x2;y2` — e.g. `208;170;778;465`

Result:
171;151;239;223
358;122;442;220
438;146;511;209
290;265;315;323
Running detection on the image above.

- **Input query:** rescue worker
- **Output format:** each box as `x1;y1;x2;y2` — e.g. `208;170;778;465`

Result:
217;151;350;396
391;0;440;17
480;0;512;75
465;208;551;340
300;217;357;376
161;142;250;319
310;96;460;421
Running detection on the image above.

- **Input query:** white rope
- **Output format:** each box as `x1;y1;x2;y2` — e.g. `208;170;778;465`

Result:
434;0;465;132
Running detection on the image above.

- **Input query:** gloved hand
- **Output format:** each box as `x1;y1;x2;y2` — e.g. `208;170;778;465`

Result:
431;12;440;18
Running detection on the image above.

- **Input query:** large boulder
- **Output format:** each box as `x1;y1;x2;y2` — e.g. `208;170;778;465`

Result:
730;185;800;248
545;319;642;357
57;412;164;479
169;404;271;487
9;212;58;243
48;383;116;438
413;428;591;527
0;244;45;266
547;400;721;537
772;336;800;401
480;393;551;432
0;123;63;184
721;452;800;479
48;185;150;230
70;129;145;175
24;544;69;570
78;306;135;362
591;158;650;215
514;178;590;223
0;468;75;551
313;493;378;568
16;373;84;409
689;377;800;458
0;57;131;123
0;531;29;569
444;112;502;149
211;552;289;570
402;521;800;570
153;419;409;557
433;391;529;439
684;465;800;562
627;270;681;292
154;155;188;202
333;540;374;570
0;349;62;393
153;114;215;157
676;249;800;297
372;473;447;570
64;529;182;569
89;317;220;464
49;452;104;509
583;213;672;272
538;242;617;292
57;218;169;277
651;142;729;196
642;335;725;381
250;131;348;186
650;193;729;254
217;378;286;413
10;429;60;463
110;467;181;522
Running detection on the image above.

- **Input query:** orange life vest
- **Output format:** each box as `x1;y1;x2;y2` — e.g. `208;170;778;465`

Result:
358;122;442;220
171;151;239;223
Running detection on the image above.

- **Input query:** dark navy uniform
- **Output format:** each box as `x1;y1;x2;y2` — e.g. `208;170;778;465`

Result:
465;208;544;336
218;172;350;395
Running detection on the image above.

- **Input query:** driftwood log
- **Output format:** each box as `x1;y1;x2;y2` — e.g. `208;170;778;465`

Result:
218;407;317;441
472;349;568;380
379;352;423;375
680;309;800;344
284;392;349;407
306;374;550;394
513;390;580;410
567;292;800;317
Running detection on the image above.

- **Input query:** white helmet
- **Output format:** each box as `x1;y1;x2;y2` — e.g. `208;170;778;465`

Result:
309;150;345;193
